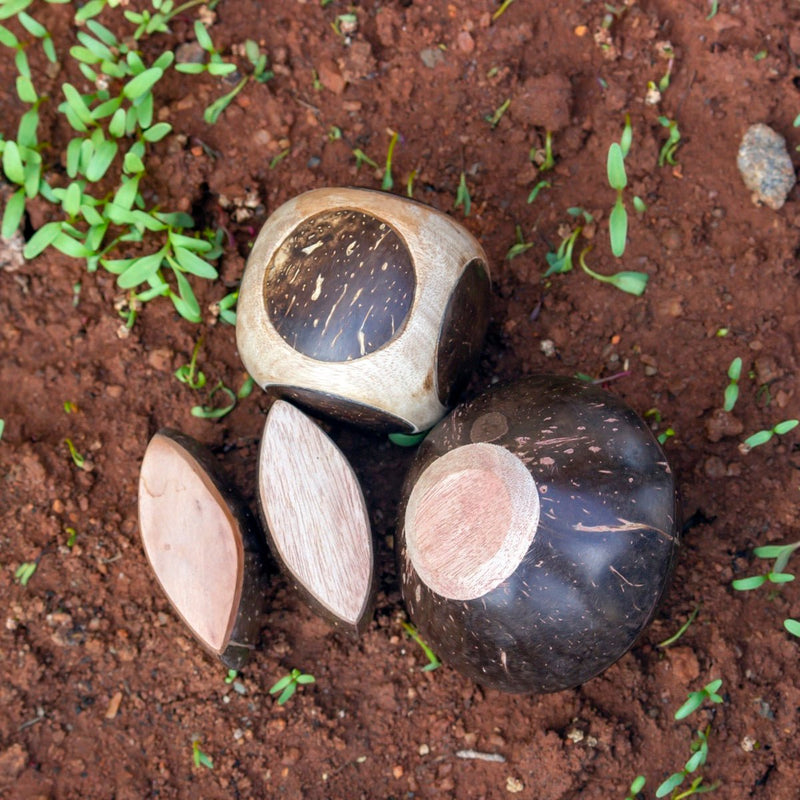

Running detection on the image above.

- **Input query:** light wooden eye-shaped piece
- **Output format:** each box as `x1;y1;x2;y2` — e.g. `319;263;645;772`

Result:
397;375;680;693
236;187;491;434
257;400;375;632
138;430;267;668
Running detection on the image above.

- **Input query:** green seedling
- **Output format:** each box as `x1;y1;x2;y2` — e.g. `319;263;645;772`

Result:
175;339;207;389
191;379;237;420
658;116;681;166
237;375;255;399
607;142;628;256
64;438;86;469
645;408;674;445
505;225;534;260
269;148;290;169
656;727;719;799
706;0;719;20
625;775;646;800
406;168;418;198
545;208;593;276
224;669;238;684
527;179;550;204
632;196;647;213
269;669;315;705
492;0;516;21
657;606;700;649
352;148;378;170
15;561;37;586
0;418;4;440
657;43;675;92
674;678;723;721
332;12;358;37
732;542;800;636
454;172;471;216
754;50;767;61
175;19;237;77
723;357;741;412
244;38;274;83
658;427;676;445
191;737;213;769
214;290;238;325
578;248;648;296
485;97;510;129
382;129;400;191
65;527;78;547
401;621;441;671
203;76;248;124
328;125;342;141
530;130;555;171
741;419;799;451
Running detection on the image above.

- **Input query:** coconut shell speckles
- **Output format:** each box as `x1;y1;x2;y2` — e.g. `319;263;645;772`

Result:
237;187;491;433
397;375;680;694
265;209;415;362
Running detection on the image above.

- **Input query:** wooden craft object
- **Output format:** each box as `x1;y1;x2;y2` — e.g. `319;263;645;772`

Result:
236;187;491;433
397;375;680;693
138;430;267;669
258;400;375;632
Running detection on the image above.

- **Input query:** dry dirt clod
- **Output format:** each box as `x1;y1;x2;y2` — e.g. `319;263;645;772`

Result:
705;408;744;442
736;123;796;210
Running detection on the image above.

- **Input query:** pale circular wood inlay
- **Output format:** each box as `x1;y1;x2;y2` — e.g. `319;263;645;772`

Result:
404;443;540;600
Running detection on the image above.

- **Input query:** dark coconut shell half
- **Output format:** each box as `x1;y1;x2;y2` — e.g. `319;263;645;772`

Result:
396;375;680;693
257;400;376;633
138;429;268;669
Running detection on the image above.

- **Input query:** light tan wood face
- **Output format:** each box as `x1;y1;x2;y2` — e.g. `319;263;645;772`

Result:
139;434;242;652
404;443;540;601
259;400;373;626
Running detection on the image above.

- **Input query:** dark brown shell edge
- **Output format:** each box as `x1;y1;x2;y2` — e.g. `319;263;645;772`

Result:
151;429;269;670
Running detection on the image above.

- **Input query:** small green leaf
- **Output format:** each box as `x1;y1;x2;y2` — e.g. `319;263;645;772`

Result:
208;62;237;76
85;139;118;181
607;142;627;190
609;200;628;257
723;383;739;413
0;0;33;21
175;62;206;74
170;270;202;322
784;618;800;637
173;246;218;279
117;250;166;289
63;182;82;217
774;419;799;435
191;380;236;419
17;108;39;148
51;232;92;258
122;67;163;100
16;75;37;103
743;430;773;449
23;220;62;258
0;23;20;47
656;773;684;798
2;141;25;184
193;19;214;51
15;561;37;587
767;572;795;584
123;151;145;174
18;11;46;37
727;356;742;381
632;195;647;213
732;575;767;591
75;0;106;23
62;83;95;127
143;122;172;142
1;189;26;239
620;114;633;158
295;674;315;685
108;107;126;138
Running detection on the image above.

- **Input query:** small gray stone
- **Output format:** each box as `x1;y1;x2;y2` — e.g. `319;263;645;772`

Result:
419;47;445;69
736;123;796;210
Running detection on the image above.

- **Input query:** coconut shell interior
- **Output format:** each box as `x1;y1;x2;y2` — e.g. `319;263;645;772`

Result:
138;429;266;668
257;400;375;632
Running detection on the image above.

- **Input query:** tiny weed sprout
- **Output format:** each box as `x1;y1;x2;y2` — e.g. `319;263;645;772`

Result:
174;339;207;389
191;738;213;770
530;130;555;171
214;290;238;325
485;97;511;129
269;668;315;705
191;380;237;420
505;225;534;260
579;248;648;296
454;172;472;216
707;0;719;20
784;619;800;638
527;179;550;204
723;357;742;412
0;418;4;440
237;375;255;400
655;727;720;799
15;561;37;586
740;419;799;452
65;526;78;547
633;196;647;213
658;427;676;445
607;141;628;257
382;129;400;191
352;148;378;170
406;168;418;198
269;148;290;169
401;621;442;671
64;438;85;469
224;669;238;684
625;775;646;800
658;116;681;166
674;678;723;721
545;209;593;276
657;606;700;649
491;0;516;22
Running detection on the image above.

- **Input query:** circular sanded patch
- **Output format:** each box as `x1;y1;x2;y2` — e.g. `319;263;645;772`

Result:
404;443;540;601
